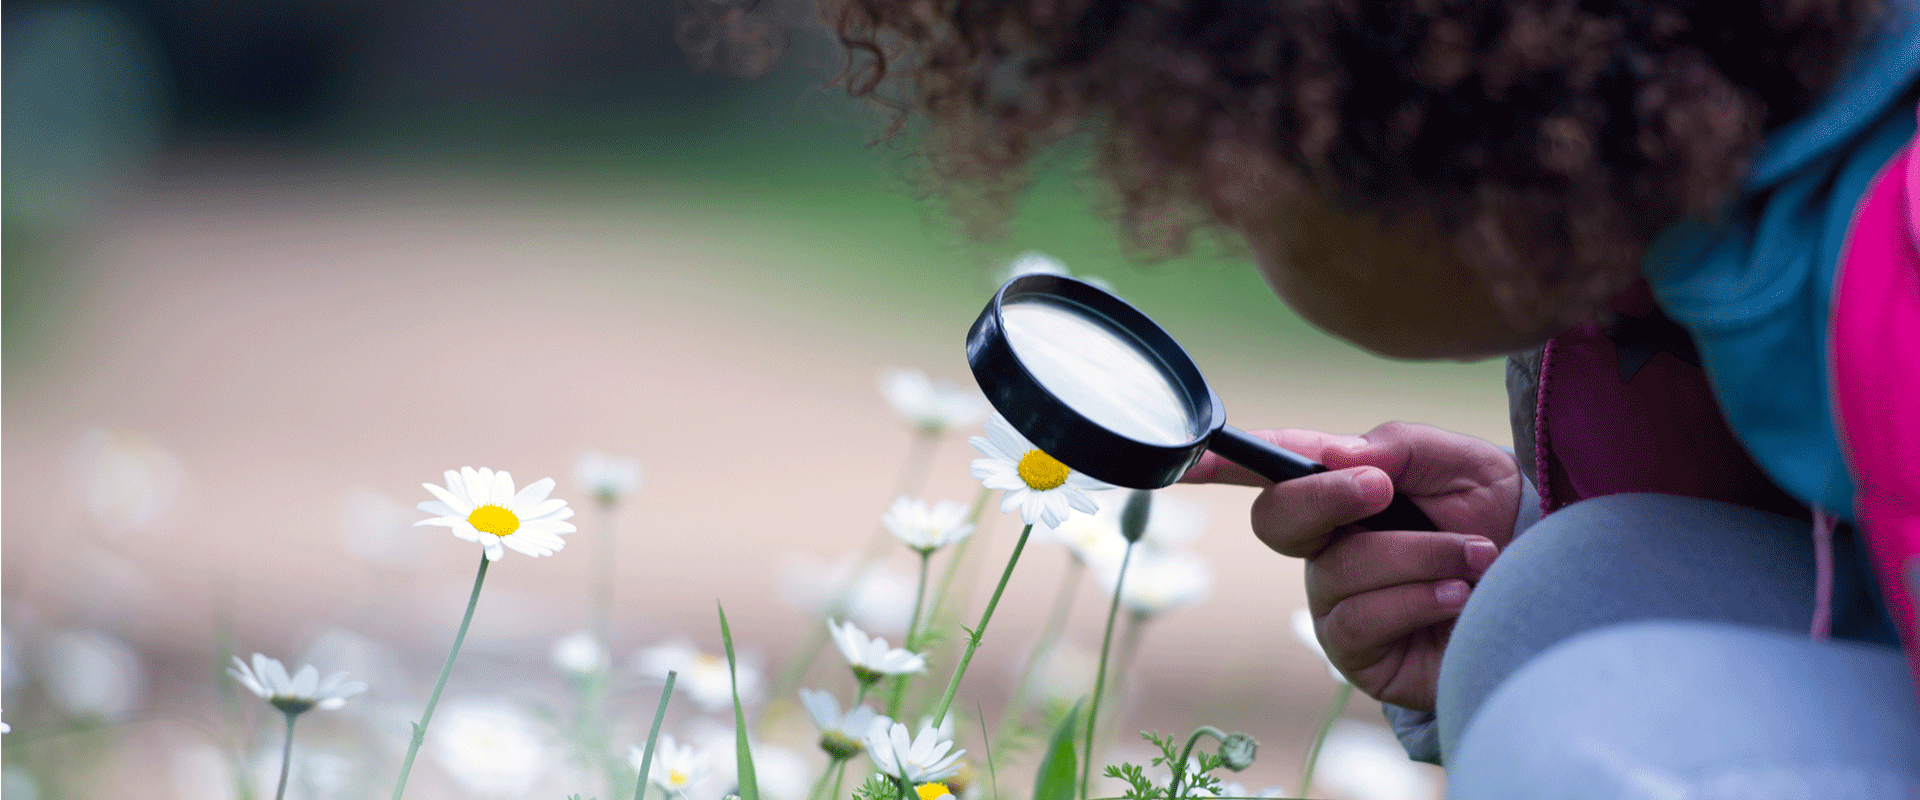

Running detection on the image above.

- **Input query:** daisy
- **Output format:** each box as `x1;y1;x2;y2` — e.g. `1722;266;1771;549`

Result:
864;720;965;784
882;497;974;555
879;368;989;435
1093;549;1213;617
229;654;366;715
431;697;549;797
999;251;1117;293
635;637;762;712
970;413;1114;528
574;451;642;505
799;688;886;760
633;733;711;797
827;619;925;685
415;466;576;561
550;630;606;677
916;783;956;800
776;553;914;635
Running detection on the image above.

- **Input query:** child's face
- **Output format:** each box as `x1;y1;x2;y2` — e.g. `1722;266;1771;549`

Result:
1237;195;1564;362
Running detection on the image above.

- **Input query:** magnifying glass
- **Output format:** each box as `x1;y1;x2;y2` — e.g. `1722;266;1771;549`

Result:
966;274;1435;532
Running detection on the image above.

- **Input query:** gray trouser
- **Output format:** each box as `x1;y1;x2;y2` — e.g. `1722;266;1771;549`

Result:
1438;493;1920;798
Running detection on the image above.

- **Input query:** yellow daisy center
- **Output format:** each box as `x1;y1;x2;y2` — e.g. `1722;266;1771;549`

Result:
916;783;951;800
1016;449;1070;491
467;504;520;537
668;769;690;787
696;652;724;668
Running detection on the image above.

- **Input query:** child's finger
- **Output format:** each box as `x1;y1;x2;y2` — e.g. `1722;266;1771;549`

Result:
1319;578;1471;671
1305;530;1497;614
1248;465;1393;558
1179;428;1370;487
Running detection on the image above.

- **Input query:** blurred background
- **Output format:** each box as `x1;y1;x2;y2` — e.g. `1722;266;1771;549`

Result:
3;2;1506;797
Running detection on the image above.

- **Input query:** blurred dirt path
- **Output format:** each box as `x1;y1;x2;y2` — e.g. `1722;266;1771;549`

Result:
4;171;1483;794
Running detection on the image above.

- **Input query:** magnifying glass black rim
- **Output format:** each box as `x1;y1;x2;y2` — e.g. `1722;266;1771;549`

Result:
965;274;1226;490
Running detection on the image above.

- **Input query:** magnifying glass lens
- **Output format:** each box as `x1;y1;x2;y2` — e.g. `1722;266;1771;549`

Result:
999;298;1198;446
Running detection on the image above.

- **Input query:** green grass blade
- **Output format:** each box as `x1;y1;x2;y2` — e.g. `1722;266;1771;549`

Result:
633;670;678;800
719;602;760;800
1033;700;1083;800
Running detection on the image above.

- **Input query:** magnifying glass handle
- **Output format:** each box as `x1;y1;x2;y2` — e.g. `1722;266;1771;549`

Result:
1209;425;1437;531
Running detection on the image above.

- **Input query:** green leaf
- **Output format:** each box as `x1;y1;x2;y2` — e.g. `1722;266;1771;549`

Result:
1033;699;1082;800
719;602;760;800
632;670;678;800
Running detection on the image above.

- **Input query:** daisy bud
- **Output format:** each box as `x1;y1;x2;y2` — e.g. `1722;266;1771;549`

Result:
1219;732;1258;771
1119;490;1153;543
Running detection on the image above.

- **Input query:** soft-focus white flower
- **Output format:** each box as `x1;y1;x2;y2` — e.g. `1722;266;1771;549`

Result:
828;619;926;682
799;688;886;760
66;427;183;535
634;638;762;712
415;466;576;561
970;413;1113;528
40;629;142;721
1290;608;1348;685
999;251;1116;293
879;368;989;436
864;720;965;784
1092;549;1213;617
883;497;975;555
776;554;914;635
633;733;711;796
1003;250;1070;281
1313;720;1441;800
1039;510;1127;566
743;740;811;800
550;630;606;676
4;767;37;800
228;653;365;714
686;726;810;800
575;451;643;504
338;487;424;571
430;697;549;797
1041;492;1206;563
300;628;407;710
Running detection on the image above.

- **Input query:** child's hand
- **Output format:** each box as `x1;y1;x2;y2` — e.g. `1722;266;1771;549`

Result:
1181;422;1521;711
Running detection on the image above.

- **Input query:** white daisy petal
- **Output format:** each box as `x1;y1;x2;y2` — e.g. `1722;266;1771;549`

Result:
423;482;469;513
512;477;554;509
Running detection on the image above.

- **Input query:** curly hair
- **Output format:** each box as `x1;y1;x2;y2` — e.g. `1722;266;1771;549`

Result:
824;0;1880;331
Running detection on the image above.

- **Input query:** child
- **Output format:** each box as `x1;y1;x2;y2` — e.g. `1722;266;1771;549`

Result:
826;0;1920;793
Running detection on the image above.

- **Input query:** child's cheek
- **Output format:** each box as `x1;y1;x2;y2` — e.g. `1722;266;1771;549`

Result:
1239;201;1557;361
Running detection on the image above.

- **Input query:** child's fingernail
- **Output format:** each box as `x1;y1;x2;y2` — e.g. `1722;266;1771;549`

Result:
1436;579;1470;607
1334;436;1369;451
1350;469;1389;501
1465;538;1498;579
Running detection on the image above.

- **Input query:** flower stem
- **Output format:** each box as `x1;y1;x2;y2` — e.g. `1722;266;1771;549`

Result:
929;523;1034;729
887;551;933;718
1080;540;1135;800
805;757;844;800
633;671;679;800
828;758;849;800
1296;682;1352;799
1166;726;1226;800
390;551;491;800
274;712;299;800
